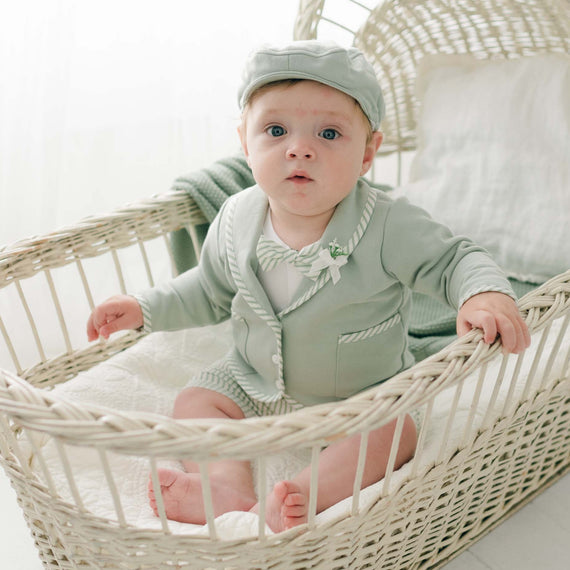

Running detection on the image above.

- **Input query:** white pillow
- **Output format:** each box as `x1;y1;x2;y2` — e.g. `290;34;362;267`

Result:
394;54;570;284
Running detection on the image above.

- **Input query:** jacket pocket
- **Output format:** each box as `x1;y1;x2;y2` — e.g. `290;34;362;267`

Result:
335;313;405;398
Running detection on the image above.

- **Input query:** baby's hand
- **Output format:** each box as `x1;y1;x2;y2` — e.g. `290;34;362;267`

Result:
457;291;531;354
87;295;144;341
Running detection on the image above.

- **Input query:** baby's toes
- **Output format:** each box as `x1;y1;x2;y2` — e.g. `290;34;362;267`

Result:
283;504;306;518
148;493;158;515
284;494;306;517
283;513;307;530
147;476;156;497
284;492;306;507
147;476;159;514
282;492;307;528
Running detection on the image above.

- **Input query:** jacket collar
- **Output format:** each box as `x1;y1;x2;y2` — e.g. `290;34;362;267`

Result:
226;179;376;318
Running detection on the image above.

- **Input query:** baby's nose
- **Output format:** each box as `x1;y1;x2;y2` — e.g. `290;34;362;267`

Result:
286;139;314;159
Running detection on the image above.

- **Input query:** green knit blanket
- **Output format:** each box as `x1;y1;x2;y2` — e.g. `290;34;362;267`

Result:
170;154;256;274
169;154;537;362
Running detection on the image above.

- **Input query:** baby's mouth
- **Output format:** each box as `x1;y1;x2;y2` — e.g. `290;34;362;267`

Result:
287;172;313;183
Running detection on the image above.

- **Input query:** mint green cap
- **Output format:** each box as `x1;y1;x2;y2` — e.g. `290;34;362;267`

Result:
238;40;385;130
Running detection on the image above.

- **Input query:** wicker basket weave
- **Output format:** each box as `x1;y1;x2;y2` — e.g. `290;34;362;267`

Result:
296;0;570;154
1;1;569;568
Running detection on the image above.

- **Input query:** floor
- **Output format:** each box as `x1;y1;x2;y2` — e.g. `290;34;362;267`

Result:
0;467;568;569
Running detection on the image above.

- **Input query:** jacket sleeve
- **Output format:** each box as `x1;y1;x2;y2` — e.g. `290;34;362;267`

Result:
381;197;516;310
136;200;236;332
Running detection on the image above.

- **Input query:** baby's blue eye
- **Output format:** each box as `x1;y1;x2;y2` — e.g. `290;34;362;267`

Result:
319;128;340;140
267;125;286;137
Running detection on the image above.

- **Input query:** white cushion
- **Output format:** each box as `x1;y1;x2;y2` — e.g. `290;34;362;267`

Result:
394;54;570;284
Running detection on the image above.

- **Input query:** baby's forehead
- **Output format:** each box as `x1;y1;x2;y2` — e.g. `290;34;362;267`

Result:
248;79;358;104
247;79;368;125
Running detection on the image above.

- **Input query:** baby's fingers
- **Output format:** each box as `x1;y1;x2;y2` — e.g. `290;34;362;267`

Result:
86;313;100;342
499;313;531;354
86;305;120;340
458;310;498;344
97;317;127;340
495;314;518;353
86;295;143;341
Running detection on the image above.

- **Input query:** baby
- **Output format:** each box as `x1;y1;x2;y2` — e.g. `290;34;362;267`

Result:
87;41;530;533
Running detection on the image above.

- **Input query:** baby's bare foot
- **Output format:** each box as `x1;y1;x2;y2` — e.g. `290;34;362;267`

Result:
253;480;308;532
148;468;256;524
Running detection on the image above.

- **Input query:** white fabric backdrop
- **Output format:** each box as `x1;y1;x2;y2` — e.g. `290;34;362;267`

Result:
0;0;395;372
0;0;301;247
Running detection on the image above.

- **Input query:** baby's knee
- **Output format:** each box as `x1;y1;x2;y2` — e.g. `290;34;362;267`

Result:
173;387;245;420
401;413;418;459
382;414;418;466
173;387;199;418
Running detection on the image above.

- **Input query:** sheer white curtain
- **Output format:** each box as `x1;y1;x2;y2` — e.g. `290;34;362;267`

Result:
0;0;298;247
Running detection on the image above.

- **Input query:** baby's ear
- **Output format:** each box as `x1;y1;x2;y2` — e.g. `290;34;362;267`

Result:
360;131;383;176
237;124;250;164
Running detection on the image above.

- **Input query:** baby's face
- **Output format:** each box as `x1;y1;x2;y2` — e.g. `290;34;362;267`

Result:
239;81;381;228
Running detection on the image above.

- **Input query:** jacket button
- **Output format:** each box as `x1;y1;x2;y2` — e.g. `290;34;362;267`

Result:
271;354;279;365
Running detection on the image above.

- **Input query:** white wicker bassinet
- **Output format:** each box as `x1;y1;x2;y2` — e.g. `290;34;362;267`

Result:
1;1;569;568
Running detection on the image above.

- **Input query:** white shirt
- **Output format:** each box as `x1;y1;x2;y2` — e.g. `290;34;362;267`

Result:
257;211;308;313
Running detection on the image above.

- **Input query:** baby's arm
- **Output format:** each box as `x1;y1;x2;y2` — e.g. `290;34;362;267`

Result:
87;294;143;341
457;291;530;354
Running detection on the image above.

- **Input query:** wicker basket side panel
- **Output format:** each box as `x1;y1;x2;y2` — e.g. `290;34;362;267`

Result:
293;0;325;40
1;374;568;569
0;192;202;286
353;0;570;153
0;193;204;386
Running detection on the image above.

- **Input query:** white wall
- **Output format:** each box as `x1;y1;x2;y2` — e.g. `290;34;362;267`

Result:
0;0;300;247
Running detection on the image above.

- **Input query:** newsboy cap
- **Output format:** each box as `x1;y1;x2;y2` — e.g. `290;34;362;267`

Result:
238;40;385;130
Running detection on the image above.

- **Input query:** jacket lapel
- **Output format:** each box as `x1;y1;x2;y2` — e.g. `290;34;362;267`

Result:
225;186;278;321
280;179;377;317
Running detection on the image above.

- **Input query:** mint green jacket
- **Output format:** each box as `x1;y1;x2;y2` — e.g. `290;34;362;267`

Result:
139;180;514;406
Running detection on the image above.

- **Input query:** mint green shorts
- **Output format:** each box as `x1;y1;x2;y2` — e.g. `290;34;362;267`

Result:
186;358;424;432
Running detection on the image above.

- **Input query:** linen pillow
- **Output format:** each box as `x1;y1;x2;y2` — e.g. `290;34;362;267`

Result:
394;54;570;284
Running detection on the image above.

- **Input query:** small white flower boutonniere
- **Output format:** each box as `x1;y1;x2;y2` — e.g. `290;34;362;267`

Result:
308;239;348;284
328;239;348;260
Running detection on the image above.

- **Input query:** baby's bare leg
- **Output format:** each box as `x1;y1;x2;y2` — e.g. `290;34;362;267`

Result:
255;414;417;532
148;387;257;524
